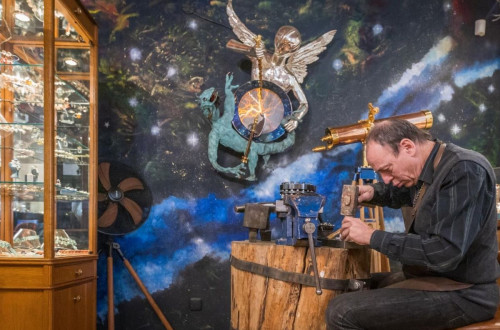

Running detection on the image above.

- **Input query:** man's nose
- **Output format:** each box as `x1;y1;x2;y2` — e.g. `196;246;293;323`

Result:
381;173;393;185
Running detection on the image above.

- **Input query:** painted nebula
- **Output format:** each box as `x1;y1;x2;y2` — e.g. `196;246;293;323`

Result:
82;0;500;328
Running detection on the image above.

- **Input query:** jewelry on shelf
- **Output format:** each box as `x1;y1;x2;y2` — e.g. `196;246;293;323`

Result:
0;240;17;256
56;134;69;147
57;249;90;256
59;109;75;124
25;0;44;22
14;235;40;243
0;123;27;134
31;166;39;182
13;229;41;250
8;158;21;178
13;249;44;257
57;186;89;201
55;149;79;160
14;111;29;123
55;97;71;111
68;150;89;159
54;235;78;250
54;229;78;250
0;73;41;95
59;186;89;196
15;148;36;159
68;80;90;98
30;127;41;139
76;105;89;113
0;50;20;64
18;92;44;105
0;183;44;195
56;195;89;201
0;113;12;137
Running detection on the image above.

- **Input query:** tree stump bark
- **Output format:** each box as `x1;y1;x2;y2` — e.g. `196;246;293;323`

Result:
230;241;370;330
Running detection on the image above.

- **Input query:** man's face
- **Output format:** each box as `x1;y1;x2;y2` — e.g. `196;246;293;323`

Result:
366;140;419;188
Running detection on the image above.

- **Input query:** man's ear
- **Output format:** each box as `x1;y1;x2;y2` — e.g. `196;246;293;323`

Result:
399;138;416;155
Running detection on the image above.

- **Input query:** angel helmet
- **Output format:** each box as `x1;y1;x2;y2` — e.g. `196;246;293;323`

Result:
274;26;302;56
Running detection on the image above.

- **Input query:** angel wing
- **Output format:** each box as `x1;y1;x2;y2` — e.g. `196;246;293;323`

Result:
286;30;336;84
226;0;258;47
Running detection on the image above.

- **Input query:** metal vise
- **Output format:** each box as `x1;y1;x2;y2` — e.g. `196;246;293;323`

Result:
234;182;327;246
235;203;275;242
275;182;325;247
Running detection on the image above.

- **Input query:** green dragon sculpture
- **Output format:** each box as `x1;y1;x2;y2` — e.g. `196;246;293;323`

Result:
198;73;295;181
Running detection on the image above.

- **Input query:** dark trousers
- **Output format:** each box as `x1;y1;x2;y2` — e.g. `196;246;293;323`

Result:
325;287;482;330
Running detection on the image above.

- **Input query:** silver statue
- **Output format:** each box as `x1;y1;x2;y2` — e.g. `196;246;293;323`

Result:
226;0;336;132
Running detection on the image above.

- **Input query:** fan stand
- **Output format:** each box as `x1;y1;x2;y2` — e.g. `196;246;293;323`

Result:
105;239;173;330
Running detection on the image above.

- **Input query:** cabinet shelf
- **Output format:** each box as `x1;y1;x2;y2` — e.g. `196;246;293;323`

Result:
0;181;44;185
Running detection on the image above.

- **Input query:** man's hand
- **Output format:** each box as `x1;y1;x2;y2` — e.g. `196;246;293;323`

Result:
340;216;375;245
358;185;374;203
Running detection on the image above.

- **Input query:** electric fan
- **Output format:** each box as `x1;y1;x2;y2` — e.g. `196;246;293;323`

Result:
97;161;152;235
97;161;173;330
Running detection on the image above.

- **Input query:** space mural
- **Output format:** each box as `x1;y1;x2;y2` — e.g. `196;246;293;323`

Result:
82;0;500;328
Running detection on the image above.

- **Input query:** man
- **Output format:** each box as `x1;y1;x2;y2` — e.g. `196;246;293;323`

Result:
326;119;499;329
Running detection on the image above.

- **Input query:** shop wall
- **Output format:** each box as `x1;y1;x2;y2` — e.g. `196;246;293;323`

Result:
82;0;500;328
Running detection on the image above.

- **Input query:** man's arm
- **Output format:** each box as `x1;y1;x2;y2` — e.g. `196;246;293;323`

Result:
368;182;412;208
340;184;411;244
370;161;493;272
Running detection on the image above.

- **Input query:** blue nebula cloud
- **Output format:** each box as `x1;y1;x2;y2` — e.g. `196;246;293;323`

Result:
453;58;500;88
377;37;455;113
96;145;359;318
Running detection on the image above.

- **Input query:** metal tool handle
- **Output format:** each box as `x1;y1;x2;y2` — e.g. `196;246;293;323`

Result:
304;222;322;295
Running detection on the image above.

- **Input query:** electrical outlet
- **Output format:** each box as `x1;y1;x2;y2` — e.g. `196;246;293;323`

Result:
189;297;202;311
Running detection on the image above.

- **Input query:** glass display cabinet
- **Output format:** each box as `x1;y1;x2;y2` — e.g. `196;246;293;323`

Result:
0;0;97;329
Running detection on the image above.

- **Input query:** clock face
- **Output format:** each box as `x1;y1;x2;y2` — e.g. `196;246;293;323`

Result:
232;80;292;142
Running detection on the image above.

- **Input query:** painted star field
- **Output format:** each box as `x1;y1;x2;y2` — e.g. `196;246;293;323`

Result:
81;0;500;327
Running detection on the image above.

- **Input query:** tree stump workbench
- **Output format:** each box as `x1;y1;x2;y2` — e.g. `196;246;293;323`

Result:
230;241;371;330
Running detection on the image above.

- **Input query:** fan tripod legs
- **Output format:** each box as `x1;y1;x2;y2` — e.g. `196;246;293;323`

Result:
106;241;173;330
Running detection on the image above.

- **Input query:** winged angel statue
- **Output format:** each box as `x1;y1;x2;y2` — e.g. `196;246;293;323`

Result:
226;0;336;132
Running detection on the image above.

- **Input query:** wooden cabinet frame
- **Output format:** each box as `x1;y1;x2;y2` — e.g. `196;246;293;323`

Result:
0;0;98;328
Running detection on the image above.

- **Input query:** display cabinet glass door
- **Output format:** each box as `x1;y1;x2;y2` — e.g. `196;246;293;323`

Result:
55;44;91;256
1;56;45;256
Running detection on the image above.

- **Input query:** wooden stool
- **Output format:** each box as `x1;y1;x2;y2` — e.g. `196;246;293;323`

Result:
455;308;500;329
